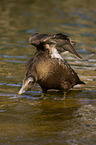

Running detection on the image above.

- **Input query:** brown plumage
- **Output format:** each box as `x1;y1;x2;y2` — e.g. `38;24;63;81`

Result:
18;33;85;95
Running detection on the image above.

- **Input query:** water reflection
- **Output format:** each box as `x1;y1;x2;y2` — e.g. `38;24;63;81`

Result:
0;0;96;144
0;93;96;144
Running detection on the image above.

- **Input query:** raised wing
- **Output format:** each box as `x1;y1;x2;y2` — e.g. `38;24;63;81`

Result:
29;33;49;47
41;33;82;60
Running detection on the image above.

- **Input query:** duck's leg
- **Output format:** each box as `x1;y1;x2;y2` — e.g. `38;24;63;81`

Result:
40;89;47;99
61;82;71;100
40;92;45;99
63;92;66;99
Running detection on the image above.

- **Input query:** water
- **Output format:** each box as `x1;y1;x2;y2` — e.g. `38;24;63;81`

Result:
0;0;96;144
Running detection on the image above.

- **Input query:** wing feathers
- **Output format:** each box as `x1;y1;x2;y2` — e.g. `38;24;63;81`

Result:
29;33;83;60
41;33;82;60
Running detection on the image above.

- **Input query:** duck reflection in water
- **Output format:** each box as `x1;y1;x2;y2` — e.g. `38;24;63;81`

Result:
18;33;85;97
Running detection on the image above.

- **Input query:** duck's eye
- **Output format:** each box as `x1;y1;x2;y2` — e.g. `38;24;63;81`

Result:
28;81;31;84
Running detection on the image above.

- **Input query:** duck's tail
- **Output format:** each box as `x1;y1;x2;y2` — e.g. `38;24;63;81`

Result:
79;80;85;84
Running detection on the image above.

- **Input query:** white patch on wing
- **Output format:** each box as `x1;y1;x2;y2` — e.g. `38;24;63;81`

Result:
51;47;63;60
45;44;63;60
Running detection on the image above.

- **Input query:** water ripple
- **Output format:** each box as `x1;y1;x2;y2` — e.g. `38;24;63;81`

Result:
4;60;26;63
0;54;26;59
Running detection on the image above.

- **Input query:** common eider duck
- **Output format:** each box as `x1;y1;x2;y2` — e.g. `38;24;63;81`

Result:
18;33;85;96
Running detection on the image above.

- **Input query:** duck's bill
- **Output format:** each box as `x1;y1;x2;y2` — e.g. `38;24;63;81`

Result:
18;85;26;95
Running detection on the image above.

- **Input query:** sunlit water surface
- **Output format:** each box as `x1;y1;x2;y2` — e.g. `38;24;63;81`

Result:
0;0;96;145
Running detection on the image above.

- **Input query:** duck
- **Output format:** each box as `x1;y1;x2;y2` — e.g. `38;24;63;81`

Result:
18;33;85;96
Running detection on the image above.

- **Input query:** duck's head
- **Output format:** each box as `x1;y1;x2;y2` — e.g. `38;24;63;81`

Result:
18;76;36;95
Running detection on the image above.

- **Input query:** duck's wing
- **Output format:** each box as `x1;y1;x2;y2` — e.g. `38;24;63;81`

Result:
29;33;49;46
41;33;82;60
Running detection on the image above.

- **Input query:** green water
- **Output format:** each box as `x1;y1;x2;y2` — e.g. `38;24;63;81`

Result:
0;0;96;144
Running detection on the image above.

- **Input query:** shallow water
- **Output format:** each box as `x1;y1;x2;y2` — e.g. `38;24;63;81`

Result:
0;0;96;145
